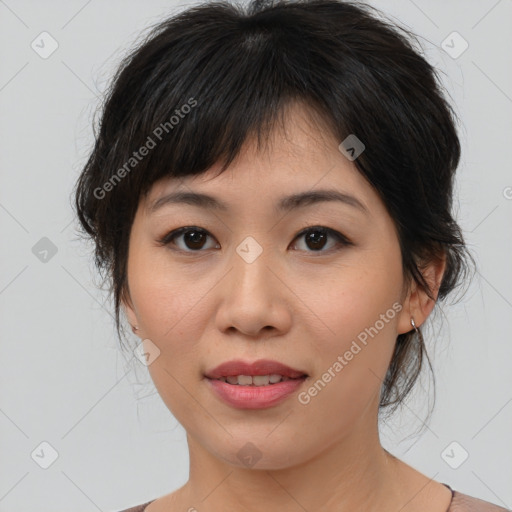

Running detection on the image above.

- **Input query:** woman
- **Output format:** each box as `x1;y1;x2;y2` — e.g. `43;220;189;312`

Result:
73;0;508;510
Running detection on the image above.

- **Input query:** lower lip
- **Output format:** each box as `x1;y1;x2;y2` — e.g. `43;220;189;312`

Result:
205;377;307;409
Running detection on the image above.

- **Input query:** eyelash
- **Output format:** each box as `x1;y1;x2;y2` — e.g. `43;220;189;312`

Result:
157;225;353;255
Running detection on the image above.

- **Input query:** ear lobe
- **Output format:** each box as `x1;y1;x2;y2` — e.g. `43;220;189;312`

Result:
396;252;447;335
121;287;138;331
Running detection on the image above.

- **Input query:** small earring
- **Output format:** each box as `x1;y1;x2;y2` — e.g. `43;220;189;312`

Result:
410;317;424;344
131;325;139;334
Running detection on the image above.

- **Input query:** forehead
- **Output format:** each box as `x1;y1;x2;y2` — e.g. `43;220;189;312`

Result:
145;103;374;210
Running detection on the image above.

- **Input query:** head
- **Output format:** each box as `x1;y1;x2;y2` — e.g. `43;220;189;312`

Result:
74;0;474;468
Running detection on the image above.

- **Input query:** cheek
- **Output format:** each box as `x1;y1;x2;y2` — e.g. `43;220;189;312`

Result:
128;242;205;339
294;247;403;343
296;252;403;407
128;255;210;421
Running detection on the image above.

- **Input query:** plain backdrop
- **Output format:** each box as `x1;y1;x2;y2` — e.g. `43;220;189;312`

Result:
0;1;511;511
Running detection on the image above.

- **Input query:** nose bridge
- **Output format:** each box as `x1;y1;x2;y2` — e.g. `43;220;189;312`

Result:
215;232;285;334
232;233;273;297
235;234;266;267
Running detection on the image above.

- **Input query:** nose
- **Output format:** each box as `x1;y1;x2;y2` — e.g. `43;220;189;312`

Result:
214;242;292;338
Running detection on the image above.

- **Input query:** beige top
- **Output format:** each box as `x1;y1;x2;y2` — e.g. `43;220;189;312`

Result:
115;484;511;512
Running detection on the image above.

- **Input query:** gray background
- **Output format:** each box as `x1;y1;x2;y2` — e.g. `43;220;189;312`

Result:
0;1;511;511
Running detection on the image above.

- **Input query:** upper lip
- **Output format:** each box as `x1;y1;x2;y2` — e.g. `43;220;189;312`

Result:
204;359;308;379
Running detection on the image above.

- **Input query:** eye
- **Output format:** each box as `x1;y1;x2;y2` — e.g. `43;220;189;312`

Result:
291;226;353;253
158;225;352;253
158;226;218;252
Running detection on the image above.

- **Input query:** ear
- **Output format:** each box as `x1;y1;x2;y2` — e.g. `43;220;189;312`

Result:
121;286;140;335
397;251;447;335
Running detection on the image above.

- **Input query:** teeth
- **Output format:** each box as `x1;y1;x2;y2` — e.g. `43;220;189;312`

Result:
252;375;270;386
217;374;296;385
238;375;253;386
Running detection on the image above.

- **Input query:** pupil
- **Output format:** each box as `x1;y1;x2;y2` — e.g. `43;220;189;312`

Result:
186;230;205;249
306;230;326;250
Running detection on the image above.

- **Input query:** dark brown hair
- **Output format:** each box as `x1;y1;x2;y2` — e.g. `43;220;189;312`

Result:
73;0;476;419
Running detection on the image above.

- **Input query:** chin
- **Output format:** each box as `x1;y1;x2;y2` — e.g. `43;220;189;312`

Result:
206;435;313;471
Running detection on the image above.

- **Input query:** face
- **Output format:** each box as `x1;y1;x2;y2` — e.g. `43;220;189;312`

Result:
123;104;423;470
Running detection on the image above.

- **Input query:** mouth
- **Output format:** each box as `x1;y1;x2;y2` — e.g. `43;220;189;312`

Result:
203;359;308;408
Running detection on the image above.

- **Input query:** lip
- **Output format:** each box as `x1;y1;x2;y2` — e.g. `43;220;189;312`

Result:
204;359;308;379
205;376;308;409
203;359;308;410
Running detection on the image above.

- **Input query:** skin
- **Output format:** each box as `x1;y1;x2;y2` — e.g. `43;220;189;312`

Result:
123;103;451;512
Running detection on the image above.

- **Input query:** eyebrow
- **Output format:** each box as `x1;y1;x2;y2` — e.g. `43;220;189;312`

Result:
149;189;369;215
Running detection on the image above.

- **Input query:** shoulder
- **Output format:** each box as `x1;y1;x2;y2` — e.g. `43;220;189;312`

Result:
112;500;156;512
449;490;510;511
